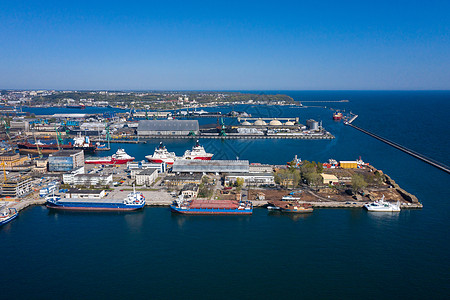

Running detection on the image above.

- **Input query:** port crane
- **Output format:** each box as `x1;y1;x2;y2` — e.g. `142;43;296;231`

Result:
1;161;6;183
1;117;11;140
31;128;43;158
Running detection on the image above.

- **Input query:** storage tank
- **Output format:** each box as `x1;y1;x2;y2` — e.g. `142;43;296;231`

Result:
254;119;267;126
269;119;282;126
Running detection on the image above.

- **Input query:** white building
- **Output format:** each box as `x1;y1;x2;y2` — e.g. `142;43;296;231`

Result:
73;174;113;186
135;168;159;186
65;189;106;199
224;173;275;186
62;166;85;184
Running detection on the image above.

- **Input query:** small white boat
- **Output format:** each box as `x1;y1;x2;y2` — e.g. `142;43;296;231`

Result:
364;195;401;212
267;206;281;210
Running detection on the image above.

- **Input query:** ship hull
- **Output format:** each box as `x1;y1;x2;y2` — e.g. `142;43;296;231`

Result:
280;208;313;213
184;156;213;160
18;143;96;155
0;213;18;225
46;203;144;211
85;159;134;165
170;205;252;215
146;158;175;165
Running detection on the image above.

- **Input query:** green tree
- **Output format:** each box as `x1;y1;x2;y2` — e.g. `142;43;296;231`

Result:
236;177;245;188
352;174;367;193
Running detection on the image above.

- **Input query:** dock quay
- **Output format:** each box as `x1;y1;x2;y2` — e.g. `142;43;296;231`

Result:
137;134;335;140
346;122;450;174
92;139;147;144
4;199;422;212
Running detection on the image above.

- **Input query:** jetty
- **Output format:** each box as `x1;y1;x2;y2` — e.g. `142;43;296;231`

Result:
346;120;450;174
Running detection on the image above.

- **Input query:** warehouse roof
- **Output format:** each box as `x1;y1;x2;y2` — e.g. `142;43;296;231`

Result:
52;113;87;118
67;189;104;194
172;160;249;173
137;120;199;131
137;168;159;175
49;150;83;156
225;173;274;177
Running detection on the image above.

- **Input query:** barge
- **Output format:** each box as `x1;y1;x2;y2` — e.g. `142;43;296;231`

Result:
170;196;252;215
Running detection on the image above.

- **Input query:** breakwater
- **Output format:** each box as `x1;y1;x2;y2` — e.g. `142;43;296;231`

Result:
346;122;450;174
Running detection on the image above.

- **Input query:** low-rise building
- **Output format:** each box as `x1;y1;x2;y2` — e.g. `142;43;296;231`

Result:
137;119;199;136
164;173;203;186
321;173;339;185
1;176;32;198
62;166;86;184
0;152;30;168
339;161;358;169
48;150;84;172
172;160;249;174
65;189;106;199
135;168;159;186
224;173;275;186
249;163;273;173
73;174;112;186
181;183;199;199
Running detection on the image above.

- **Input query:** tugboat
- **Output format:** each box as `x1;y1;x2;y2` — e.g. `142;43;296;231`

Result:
182;140;213;160
268;195;313;213
364;195;401;212
0;207;18;226
85;148;134;164
45;187;145;211
145;142;177;165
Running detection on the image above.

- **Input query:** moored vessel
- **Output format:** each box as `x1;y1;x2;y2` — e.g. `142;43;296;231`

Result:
0;207;18;226
45;190;145;211
170;196;252;215
182;140;213;160
18;134;96;155
145;142;177;165
85;148;134;164
269;194;313;213
333;112;343;120
364;195;401;212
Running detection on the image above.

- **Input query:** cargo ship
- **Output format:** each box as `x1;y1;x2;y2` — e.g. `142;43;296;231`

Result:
182;140;213;160
18;134;96;155
45;190;145;211
170;196;253;215
145;142;177;165
85;148;134;164
66;104;86;109
0;207;18;226
333;112;343;120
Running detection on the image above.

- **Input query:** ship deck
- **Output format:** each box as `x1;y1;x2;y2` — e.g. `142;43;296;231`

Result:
189;200;240;209
56;198;125;204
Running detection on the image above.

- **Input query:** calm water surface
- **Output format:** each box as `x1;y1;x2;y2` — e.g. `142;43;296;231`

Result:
1;91;449;299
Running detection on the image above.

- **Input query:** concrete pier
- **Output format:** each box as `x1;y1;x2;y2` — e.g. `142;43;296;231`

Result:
346;122;450;174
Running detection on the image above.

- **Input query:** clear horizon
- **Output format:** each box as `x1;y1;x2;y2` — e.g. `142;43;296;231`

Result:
1;1;449;90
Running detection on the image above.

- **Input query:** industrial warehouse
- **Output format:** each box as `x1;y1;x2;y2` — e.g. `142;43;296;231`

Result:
137;120;199;136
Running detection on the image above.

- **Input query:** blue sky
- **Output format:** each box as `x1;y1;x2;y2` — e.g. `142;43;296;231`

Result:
0;0;449;90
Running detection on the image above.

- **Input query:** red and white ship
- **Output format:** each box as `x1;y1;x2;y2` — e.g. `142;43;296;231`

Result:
333;112;343;120
85;148;134;165
145;142;177;165
182;140;213;160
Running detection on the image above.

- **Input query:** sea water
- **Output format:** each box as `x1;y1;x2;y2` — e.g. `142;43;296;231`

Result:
1;91;449;299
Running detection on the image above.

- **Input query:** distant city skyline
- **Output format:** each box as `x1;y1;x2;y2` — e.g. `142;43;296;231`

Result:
1;1;449;90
